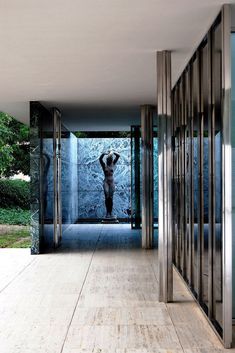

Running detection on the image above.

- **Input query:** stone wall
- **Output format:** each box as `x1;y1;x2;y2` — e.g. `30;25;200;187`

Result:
77;138;131;220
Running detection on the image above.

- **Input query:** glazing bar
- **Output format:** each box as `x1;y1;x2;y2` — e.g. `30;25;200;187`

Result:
53;108;58;248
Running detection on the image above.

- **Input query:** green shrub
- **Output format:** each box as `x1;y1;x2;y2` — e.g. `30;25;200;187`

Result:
0;179;30;209
0;208;30;225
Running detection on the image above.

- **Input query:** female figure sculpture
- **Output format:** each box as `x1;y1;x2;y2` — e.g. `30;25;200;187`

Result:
99;151;120;218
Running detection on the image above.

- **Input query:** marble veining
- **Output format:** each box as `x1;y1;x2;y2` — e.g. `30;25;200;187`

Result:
77;138;131;220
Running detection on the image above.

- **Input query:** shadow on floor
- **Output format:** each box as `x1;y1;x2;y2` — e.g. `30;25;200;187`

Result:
53;224;158;253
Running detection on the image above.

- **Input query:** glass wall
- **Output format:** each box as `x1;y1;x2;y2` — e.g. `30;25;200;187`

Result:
172;13;224;339
131;126;141;228
131;125;158;238
61;128;79;227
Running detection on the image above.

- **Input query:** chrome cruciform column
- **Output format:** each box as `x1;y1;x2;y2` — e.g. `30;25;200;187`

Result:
141;105;154;249
157;51;173;302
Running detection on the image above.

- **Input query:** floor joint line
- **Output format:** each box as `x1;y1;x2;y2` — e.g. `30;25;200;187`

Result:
60;225;103;353
0;256;36;295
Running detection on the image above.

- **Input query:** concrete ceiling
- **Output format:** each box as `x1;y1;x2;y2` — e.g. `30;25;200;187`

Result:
0;0;233;129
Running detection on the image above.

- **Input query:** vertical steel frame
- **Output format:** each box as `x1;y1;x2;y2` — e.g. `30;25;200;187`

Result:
53;108;62;248
157;51;173;302
221;4;232;348
141;105;154;249
171;5;232;347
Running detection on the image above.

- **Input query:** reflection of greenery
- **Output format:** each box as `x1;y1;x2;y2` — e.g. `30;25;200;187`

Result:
0;208;30;225
73;131;131;138
0;112;29;177
74;131;88;138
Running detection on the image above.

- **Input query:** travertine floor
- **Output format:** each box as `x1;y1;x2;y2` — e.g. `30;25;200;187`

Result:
0;224;233;353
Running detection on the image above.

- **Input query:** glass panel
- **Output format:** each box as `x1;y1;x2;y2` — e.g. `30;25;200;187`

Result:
172;16;224;341
131;126;141;228
41;107;54;249
212;23;223;329
185;68;192;285
61;127;79;231
201;42;209;309
192;57;199;296
175;127;180;268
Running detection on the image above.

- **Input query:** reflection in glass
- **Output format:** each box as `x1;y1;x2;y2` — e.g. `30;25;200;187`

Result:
213;23;223;329
192;58;199;296
202;43;209;309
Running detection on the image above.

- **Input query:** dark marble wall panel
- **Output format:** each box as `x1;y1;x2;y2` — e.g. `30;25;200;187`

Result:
30;102;47;254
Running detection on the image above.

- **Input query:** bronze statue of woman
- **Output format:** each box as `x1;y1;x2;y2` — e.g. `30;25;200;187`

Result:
99;151;120;218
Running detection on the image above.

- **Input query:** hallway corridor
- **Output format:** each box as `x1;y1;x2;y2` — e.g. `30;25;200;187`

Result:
0;225;230;352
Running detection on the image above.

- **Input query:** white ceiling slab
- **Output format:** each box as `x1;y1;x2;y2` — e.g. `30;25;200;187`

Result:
0;0;233;126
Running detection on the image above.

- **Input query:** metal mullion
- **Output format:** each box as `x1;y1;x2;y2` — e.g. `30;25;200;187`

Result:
179;80;183;274
175;91;179;269
172;92;176;266
183;74;187;278
53;109;58;248
57;111;62;243
177;129;180;269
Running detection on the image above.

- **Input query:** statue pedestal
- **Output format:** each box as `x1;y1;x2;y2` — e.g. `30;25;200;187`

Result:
101;215;119;224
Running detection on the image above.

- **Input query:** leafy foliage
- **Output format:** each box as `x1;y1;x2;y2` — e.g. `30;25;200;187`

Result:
0;179;30;209
0;208;30;225
0;112;29;177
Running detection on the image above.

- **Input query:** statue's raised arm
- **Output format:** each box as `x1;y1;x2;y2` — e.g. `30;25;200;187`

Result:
113;151;120;165
99;152;108;171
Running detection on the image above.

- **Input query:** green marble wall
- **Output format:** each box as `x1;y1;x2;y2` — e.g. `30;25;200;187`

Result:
30;102;42;254
30;102;52;254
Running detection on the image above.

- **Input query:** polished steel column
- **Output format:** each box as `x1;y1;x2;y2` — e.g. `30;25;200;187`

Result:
141;105;154;249
157;51;173;302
